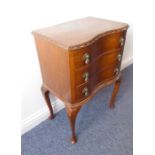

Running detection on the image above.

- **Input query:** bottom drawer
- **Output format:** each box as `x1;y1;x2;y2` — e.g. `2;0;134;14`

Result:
72;65;120;102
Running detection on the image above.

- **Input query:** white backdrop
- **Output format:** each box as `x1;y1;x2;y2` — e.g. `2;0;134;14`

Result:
21;0;133;134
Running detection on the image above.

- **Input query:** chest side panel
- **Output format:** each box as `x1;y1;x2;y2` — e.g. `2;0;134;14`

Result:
34;35;71;102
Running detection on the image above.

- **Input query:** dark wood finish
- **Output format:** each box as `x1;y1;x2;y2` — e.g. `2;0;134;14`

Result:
32;17;129;144
41;85;54;119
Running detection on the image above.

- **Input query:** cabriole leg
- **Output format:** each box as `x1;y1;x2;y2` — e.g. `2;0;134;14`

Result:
41;85;54;119
109;77;122;109
66;106;81;144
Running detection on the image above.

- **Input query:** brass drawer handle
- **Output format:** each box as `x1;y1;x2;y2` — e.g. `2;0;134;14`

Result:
83;72;89;82
83;53;90;64
117;54;122;61
120;37;124;46
114;68;119;75
82;87;88;97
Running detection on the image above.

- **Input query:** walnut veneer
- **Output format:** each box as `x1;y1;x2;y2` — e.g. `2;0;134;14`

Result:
32;17;129;144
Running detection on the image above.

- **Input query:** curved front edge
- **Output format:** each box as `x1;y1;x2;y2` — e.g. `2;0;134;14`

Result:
69;29;127;104
67;74;121;108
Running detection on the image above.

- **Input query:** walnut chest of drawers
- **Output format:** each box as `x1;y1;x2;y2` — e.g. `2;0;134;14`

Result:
32;17;129;144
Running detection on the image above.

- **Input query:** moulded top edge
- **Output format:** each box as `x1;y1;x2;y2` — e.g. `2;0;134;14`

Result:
32;17;129;50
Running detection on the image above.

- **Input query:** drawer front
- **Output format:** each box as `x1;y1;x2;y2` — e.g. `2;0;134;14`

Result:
71;64;120;102
72;84;92;102
69;30;126;103
97;31;126;52
97;66;118;82
69;31;126;69
73;50;122;86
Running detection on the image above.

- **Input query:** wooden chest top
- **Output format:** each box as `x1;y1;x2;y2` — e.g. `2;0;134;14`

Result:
32;17;128;50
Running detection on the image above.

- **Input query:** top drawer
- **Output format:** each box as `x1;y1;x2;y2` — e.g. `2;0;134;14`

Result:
69;31;126;69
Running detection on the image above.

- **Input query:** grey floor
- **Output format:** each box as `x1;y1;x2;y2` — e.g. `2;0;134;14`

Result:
21;65;133;155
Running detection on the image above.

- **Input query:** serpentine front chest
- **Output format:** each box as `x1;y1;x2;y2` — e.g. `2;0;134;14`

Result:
32;17;129;144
